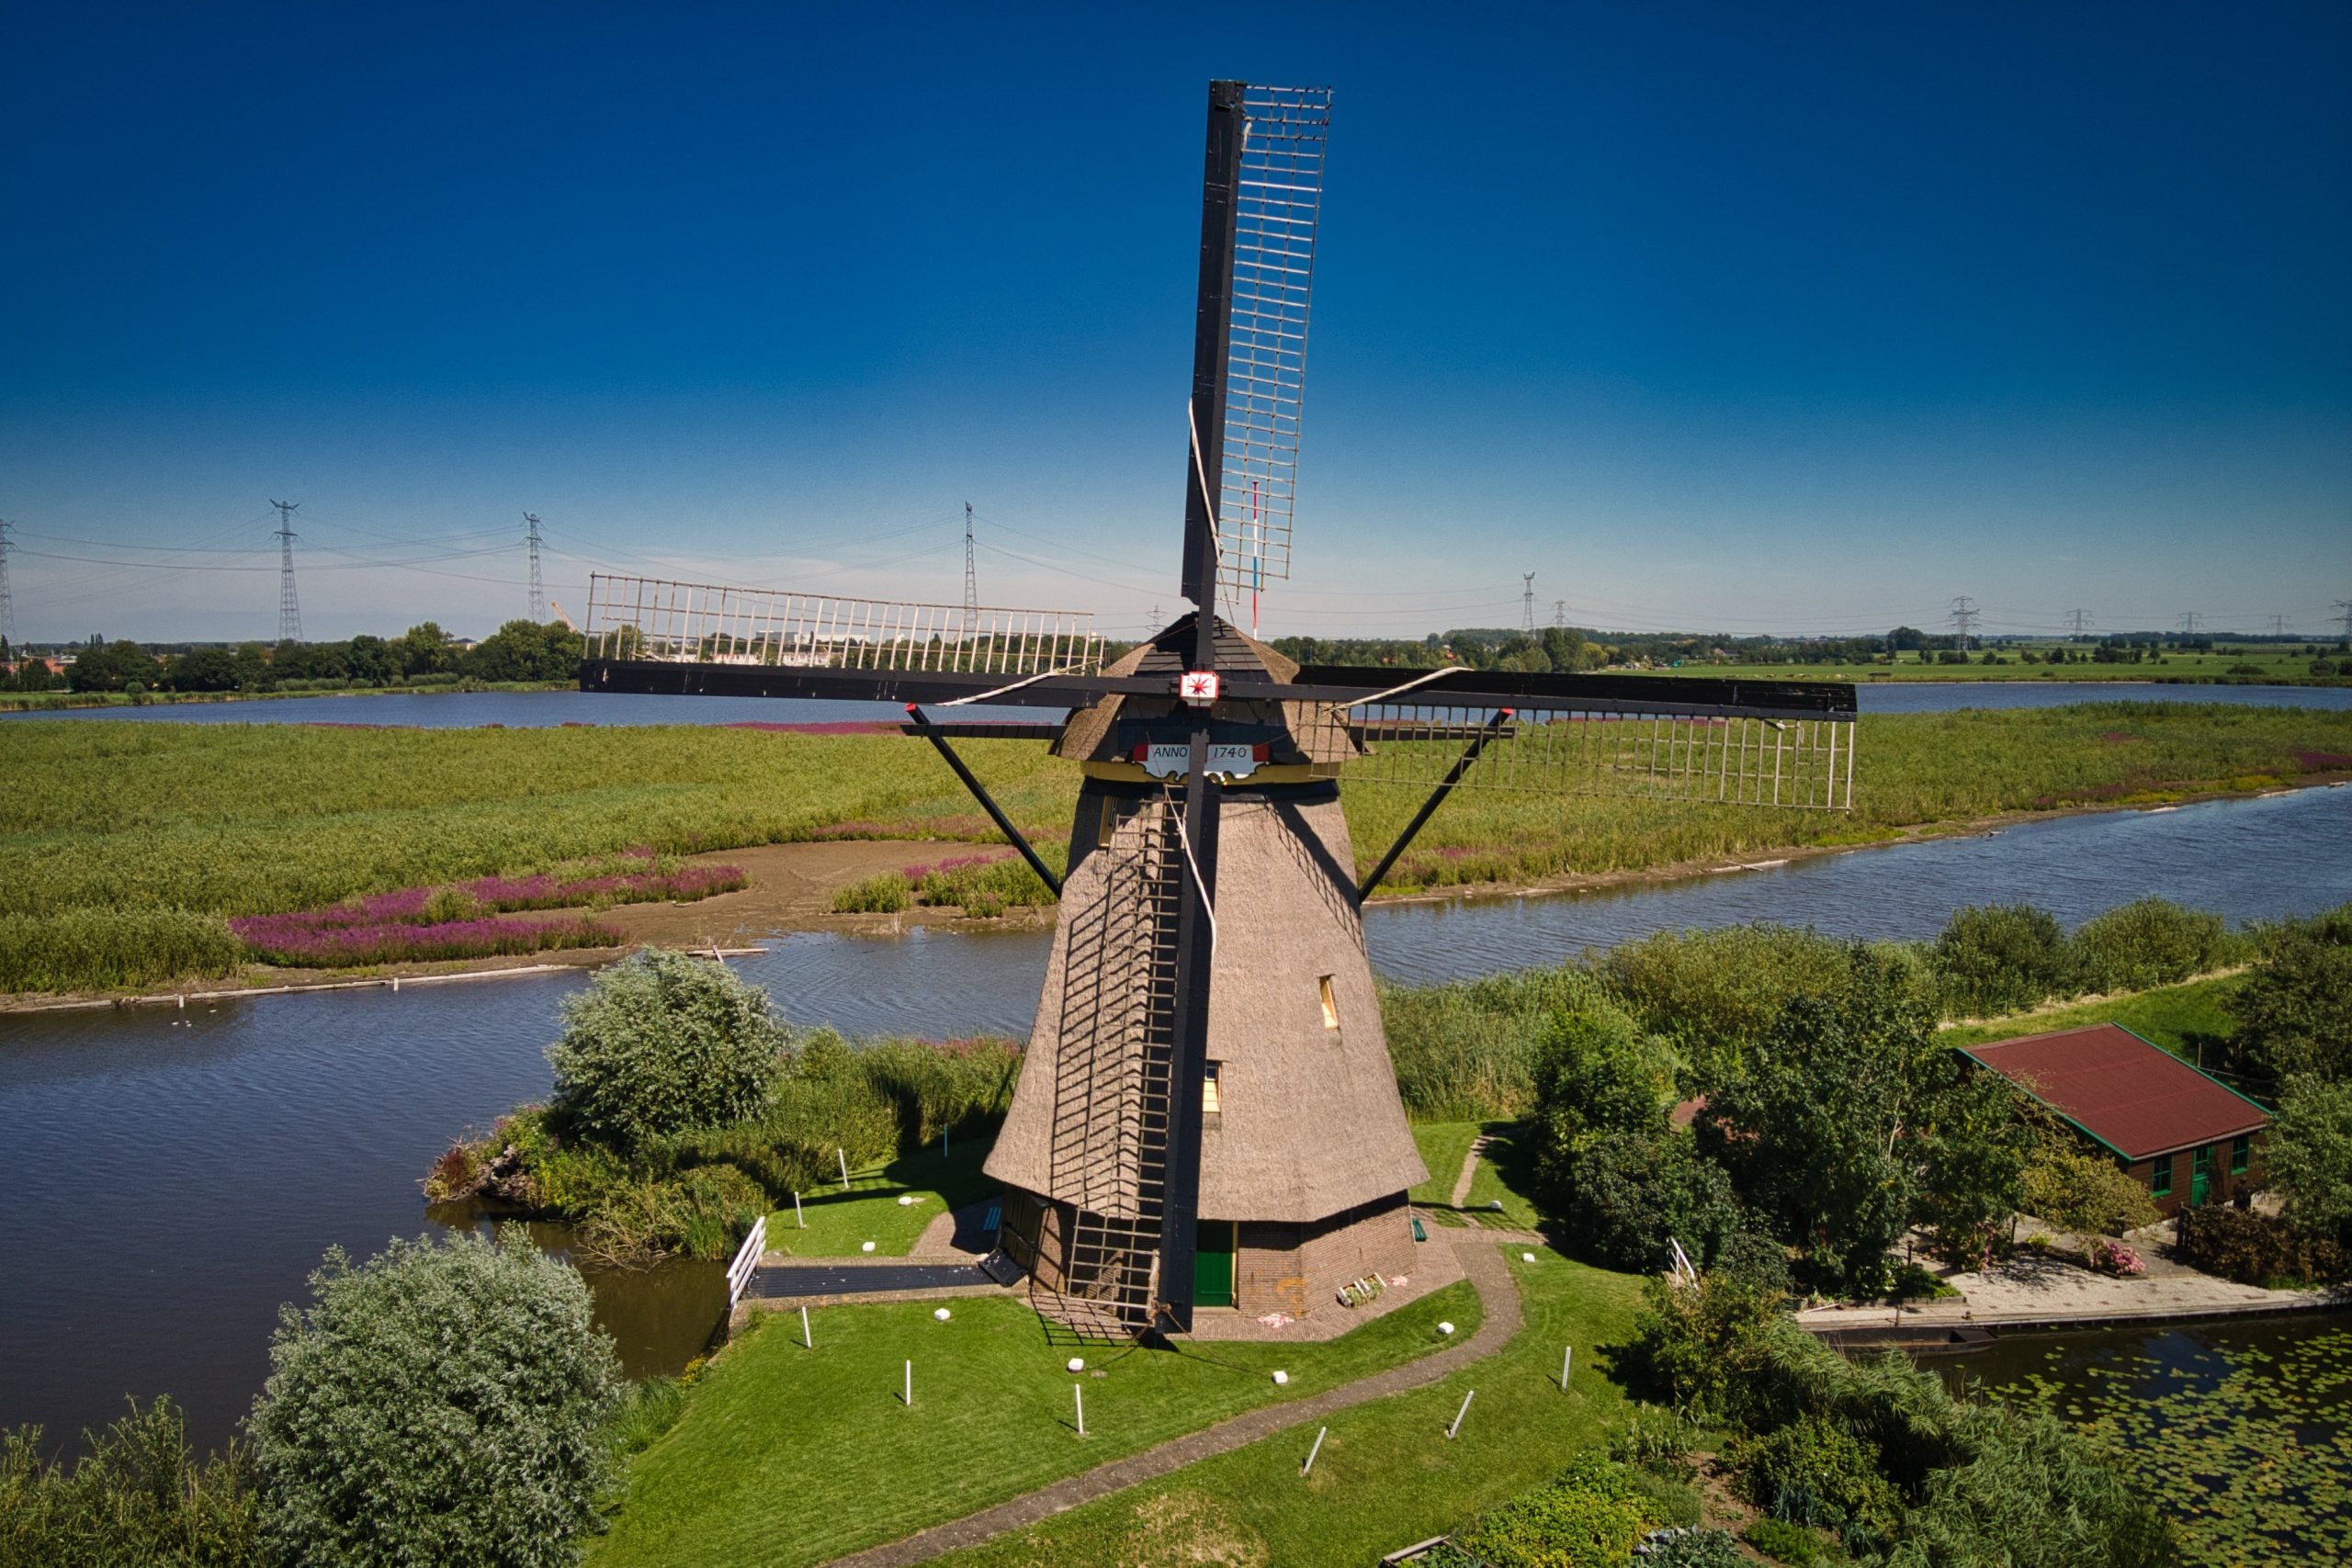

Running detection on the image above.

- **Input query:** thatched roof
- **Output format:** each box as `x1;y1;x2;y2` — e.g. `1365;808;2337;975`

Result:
987;783;1427;1224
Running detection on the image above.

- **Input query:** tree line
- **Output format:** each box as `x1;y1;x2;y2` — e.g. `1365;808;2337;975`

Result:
1;621;583;694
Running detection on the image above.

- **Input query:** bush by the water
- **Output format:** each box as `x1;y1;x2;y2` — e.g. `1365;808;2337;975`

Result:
1930;904;2076;1019
2172;1203;2347;1289
1379;964;1633;1120
2070;897;2237;993
247;1231;622;1568
2268;1074;2352;1257
1626;1273;2176;1566
2225;907;2352;1085
0;907;243;995
548;949;786;1152
0;1396;259;1567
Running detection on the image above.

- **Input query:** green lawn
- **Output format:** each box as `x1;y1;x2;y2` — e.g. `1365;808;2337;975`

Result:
1408;1122;1479;1209
590;1280;1482;1566
763;1137;999;1258
1464;1123;1549;1232
928;1251;1649;1568
1939;973;2245;1062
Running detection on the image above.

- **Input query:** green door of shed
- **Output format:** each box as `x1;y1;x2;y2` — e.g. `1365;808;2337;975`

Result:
2191;1145;2213;1206
1196;1222;1237;1308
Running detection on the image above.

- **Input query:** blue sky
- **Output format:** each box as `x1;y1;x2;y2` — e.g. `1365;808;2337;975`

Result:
3;2;2346;644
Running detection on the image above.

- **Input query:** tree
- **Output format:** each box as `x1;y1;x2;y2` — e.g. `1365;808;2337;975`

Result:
1930;905;2077;1019
66;637;160;693
465;620;584;682
2267;1076;2352;1253
1699;947;1943;1296
548;947;786;1151
2227;910;2352;1085
1528;1010;1676;1208
165;647;243;692
397;622;458;677
1566;1130;1747;1273
1913;1071;2030;1268
247;1231;621;1568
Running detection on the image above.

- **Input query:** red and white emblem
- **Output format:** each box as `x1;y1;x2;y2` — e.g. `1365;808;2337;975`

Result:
1177;671;1221;706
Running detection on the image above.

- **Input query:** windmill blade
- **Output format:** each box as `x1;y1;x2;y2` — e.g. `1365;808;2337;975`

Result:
1276;667;1860;810
1182;83;1331;619
582;573;1104;677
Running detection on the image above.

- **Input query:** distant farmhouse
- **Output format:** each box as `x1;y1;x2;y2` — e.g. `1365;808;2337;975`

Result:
1962;1023;2269;1216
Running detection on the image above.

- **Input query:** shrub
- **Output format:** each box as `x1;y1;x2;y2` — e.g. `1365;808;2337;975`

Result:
830;873;911;914
603;1379;688;1461
1561;1132;1745;1273
2070;897;2235;993
2173;1203;2347;1288
1452;1453;1663;1568
1931;904;2077;1019
0;907;243;994
1610;1404;1702;1482
1597;924;1866;1076
1740;1517;1824;1563
1731;1413;1903;1551
0;1396;259;1566
2018;1127;2159;1238
1380;964;1634;1121
548;949;786;1151
575;1166;770;1266
248;1232;623;1567
1634;1527;1744;1565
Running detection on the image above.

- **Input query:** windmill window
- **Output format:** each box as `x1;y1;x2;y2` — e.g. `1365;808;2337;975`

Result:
1318;976;1340;1031
1203;1061;1222;1114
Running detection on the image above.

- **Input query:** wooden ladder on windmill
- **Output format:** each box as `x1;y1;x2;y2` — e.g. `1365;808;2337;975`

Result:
1035;801;1184;1337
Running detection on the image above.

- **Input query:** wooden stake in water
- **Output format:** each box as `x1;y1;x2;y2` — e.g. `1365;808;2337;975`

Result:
794;1191;805;1229
1303;1426;1328;1476
800;1305;812;1348
903;1359;912;1407
1446;1390;1475;1440
839;1147;850;1190
1074;1383;1085;1437
1561;1345;1572;1392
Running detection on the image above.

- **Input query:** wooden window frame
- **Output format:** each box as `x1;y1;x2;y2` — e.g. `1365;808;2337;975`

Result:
2230;1134;2250;1176
2151;1154;2174;1198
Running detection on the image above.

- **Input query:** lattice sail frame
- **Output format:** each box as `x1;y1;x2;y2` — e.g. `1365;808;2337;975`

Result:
1216;85;1329;609
582;573;1104;675
1299;700;1857;809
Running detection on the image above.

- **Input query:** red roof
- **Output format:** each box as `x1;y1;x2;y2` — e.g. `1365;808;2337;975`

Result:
1961;1023;2267;1159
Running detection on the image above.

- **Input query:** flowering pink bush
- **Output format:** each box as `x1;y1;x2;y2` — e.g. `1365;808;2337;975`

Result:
230;911;620;967
2083;1237;2147;1277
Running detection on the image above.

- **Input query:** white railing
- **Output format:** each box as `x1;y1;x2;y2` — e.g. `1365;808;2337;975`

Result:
727;1214;767;1307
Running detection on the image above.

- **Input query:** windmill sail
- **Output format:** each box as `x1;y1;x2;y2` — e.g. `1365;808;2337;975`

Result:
582;572;1103;676
1182;83;1330;622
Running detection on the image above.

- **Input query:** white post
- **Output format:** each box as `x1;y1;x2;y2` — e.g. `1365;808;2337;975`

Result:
1446;1390;1475;1440
1561;1346;1572;1392
1074;1383;1085;1437
903;1359;912;1407
840;1147;851;1190
794;1191;805;1229
1303;1425;1328;1475
800;1305;812;1348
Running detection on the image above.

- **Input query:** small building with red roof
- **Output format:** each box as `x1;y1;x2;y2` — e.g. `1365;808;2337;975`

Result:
1958;1022;2270;1216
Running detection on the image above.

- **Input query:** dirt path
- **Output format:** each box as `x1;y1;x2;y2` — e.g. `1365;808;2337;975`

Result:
823;1234;1526;1568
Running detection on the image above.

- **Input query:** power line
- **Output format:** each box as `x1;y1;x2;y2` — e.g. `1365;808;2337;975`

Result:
2065;608;2093;637
2178;611;2200;637
2336;600;2352;642
523;513;545;621
270;501;301;642
1521;573;1536;635
1947;595;1979;651
1553;599;1566;629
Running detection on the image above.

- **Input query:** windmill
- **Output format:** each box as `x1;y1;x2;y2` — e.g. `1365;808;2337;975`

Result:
580;82;1856;1339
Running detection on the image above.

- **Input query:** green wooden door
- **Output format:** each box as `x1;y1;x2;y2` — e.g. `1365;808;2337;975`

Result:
2191;1145;2213;1206
1196;1222;1236;1308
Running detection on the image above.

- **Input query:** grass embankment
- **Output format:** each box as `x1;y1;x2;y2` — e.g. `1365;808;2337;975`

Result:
590;1280;1484;1568
1657;647;2348;684
921;1255;1644;1568
6;701;2350;994
0;678;572;713
1939;972;2244;1058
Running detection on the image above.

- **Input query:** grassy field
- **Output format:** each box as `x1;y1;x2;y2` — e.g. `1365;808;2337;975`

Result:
589;1279;1483;1567
6;701;2350;992
922;1253;1646;1568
